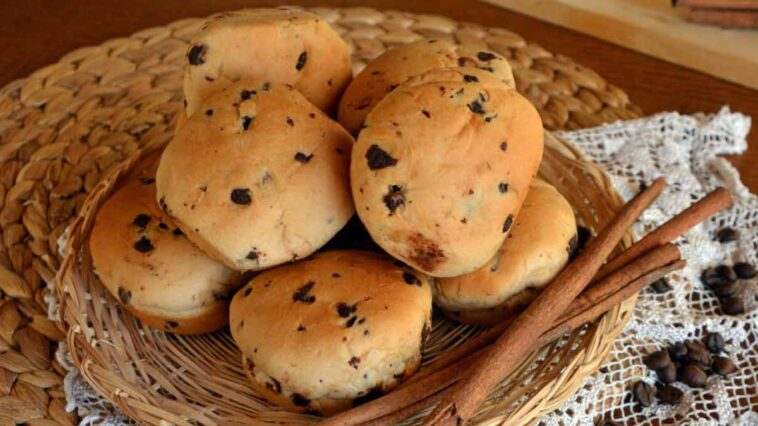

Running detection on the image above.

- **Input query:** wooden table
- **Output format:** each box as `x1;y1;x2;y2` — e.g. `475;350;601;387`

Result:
2;0;755;191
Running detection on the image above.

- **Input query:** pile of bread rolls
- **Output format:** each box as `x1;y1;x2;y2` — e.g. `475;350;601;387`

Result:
88;8;579;416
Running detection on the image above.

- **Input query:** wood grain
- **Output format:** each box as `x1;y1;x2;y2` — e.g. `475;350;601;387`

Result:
0;0;754;191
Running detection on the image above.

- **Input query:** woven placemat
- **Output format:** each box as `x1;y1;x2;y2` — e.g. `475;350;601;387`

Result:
0;6;641;425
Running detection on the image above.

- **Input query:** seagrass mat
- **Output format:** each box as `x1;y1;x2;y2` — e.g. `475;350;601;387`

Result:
0;6;641;425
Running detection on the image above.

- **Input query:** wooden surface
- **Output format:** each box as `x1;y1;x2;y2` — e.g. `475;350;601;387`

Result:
483;0;758;89
0;0;755;192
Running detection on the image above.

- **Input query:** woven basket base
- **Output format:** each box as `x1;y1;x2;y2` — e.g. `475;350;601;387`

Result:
0;6;640;425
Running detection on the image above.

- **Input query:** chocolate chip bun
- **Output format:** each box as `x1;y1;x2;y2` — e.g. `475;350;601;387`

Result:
89;153;242;334
229;250;432;415
183;8;351;117
351;67;543;277
156;78;354;271
433;179;577;326
338;40;514;135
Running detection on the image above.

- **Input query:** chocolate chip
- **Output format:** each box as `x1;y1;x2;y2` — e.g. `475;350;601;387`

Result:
352;387;384;406
230;188;252;205
705;332;725;353
294;152;313;164
158;223;169;230
132;214;151;227
241;115;253;130
720;296;745;315
498;182;508;193
240;89;255;100
463;74;479;83
297;323;306;332
261;82;271;91
477;51;497;61
172;228;183;236
205;109;213;116
348;356;361;369
467;100;485;115
383;185;405;214
165;321;179;329
140;177;155;185
669;342;688;362
502;215;514;233
286;117;295;126
715;265;737;282
295;51;308;71
293;281;316;304
712;356;737;377
457;57;467;66
337;303;356;318
345;316;357;328
332;272;341;278
679;364;707;388
245;357;255;372
403;272;421;286
645;350;671;370
733;262;755;279
716;227;739;242
657;384;683;404
651;278;672;294
205;76;214;82
309;112;316;119
265;378;281;393
421;110;431;118
499;141;507;152
365;145;398;170
632;381;655;406
134;236;154;253
187;44;207;65
118;287;131;304
290;393;310;406
244;287;252;297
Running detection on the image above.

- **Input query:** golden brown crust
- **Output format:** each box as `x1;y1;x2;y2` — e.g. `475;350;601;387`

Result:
351;67;543;277
156;79;355;271
229;250;432;415
433;179;577;326
184;8;351;116
338;40;514;135
89;153;242;335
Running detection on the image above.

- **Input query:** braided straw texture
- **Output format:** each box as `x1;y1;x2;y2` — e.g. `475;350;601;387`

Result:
0;6;642;425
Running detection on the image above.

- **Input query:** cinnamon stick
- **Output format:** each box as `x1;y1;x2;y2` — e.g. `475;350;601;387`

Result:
399;243;680;390
595;187;731;281
367;258;686;426
422;178;667;426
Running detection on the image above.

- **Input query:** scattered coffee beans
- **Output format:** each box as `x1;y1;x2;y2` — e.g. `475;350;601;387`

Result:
669;342;688;362
705;332;725;354
632;381;655;407
716;227;739;242
733;262;756;279
721;296;745;315
645;350;671;370
679;364;707;388
657;384;684;405
712;356;737;377
715;265;737;282
685;341;712;367
650;278;672;294
656;362;677;384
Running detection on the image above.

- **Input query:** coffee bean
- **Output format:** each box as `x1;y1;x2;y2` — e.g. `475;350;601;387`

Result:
632;381;655;406
685;341;712;366
679;364;707;388
733;262;756;279
656;362;677;383
715;265;737;282
713;281;737;297
657;384;683;404
716;227;739;242
705;332;725;354
669;343;688;362
644;350;671;370
700;267;723;287
712;356;737;377
651;278;672;294
720;296;745;315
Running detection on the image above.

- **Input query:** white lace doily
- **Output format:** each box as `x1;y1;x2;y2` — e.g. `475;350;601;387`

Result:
52;108;757;425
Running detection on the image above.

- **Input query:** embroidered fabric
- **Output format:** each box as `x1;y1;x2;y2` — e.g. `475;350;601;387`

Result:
52;108;756;425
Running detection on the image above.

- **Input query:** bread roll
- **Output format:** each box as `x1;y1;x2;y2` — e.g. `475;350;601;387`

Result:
338;39;514;135
351;67;543;277
229;250;433;415
156;78;355;271
433;179;577;325
89;153;242;334
184;8;352;117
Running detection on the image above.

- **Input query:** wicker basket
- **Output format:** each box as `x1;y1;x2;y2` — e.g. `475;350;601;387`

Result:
4;6;642;426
